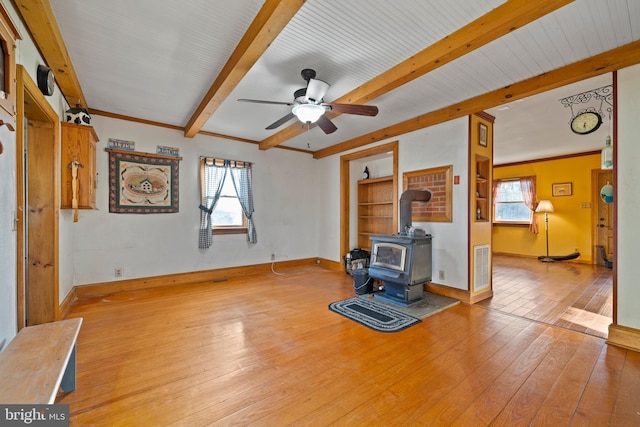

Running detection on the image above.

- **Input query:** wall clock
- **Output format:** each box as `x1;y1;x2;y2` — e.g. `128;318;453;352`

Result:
570;111;602;135
37;65;54;96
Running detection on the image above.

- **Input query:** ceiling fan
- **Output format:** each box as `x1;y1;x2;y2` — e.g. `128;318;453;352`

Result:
238;68;379;134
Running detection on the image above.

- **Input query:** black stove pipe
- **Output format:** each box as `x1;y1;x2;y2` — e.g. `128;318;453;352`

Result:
399;189;431;234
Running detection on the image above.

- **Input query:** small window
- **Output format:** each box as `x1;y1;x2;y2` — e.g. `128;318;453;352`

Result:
211;176;247;233
494;180;532;223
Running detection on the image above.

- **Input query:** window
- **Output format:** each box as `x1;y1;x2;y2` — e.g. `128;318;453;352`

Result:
211;174;247;234
494;179;533;223
198;157;257;248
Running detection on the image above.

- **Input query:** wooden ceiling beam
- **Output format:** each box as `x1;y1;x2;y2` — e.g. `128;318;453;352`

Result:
183;0;304;138
313;40;640;159
259;0;574;150
12;0;87;108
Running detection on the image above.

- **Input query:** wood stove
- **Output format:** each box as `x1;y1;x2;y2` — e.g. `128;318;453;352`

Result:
368;189;433;306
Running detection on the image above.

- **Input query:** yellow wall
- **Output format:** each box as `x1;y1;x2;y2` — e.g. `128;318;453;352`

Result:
493;153;600;262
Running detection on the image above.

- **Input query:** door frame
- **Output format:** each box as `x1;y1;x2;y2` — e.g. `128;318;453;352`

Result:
15;65;60;329
339;141;398;268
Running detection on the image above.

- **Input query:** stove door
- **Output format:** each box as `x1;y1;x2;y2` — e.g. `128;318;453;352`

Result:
371;242;406;272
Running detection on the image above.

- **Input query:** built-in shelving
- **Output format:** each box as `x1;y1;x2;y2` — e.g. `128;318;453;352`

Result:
475;155;490;222
357;176;394;250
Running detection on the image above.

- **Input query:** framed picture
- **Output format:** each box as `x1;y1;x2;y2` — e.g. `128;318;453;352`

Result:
108;149;181;213
402;165;453;222
552;182;572;197
479;123;488;147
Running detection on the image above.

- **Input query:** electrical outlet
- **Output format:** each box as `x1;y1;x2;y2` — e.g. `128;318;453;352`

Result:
438;270;445;280
114;267;123;278
271;253;275;261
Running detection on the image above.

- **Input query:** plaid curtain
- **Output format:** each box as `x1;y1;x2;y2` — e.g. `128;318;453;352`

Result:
229;162;257;243
198;158;228;249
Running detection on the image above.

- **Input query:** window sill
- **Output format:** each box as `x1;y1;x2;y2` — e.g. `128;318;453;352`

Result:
493;222;530;226
213;228;247;235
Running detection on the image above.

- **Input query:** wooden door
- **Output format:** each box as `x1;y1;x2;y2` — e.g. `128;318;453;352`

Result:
16;65;60;328
594;170;613;266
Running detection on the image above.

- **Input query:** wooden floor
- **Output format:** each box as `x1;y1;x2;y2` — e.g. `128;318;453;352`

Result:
481;254;613;338
59;261;639;426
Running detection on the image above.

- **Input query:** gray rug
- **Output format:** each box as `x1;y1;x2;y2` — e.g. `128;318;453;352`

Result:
364;292;460;319
329;297;421;332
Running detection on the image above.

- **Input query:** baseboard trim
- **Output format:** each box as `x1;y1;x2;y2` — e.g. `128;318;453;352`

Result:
607;324;640;352
317;258;343;271
73;258;321;301
492;251;592;265
59;287;78;320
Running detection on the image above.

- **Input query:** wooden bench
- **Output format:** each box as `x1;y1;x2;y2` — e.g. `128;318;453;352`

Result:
0;318;82;404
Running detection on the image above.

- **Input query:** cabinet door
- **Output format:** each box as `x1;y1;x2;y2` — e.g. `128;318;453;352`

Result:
61;123;99;209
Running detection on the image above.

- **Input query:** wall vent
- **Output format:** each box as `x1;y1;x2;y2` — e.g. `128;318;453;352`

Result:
474;244;490;291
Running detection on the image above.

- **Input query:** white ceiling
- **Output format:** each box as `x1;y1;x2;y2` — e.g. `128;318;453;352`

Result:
48;0;638;162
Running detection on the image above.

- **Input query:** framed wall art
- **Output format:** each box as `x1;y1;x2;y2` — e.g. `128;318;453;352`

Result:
107;149;182;213
402;165;453;222
552;182;572;197
479;123;488;147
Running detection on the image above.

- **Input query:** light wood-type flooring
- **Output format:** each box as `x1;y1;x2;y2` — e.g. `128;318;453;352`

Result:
480;254;613;338
59;258;637;426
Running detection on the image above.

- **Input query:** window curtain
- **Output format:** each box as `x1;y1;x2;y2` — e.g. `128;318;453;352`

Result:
229;161;257;243
198;158;228;249
520;176;538;234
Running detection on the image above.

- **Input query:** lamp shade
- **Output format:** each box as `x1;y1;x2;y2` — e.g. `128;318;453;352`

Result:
536;199;554;213
292;104;325;123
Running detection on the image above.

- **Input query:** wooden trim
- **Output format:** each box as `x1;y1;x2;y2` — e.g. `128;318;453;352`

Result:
184;0;304;137
59;287;78;320
607;324;640;352
90;109;314;155
317;258;342;271
104;147;182;161
425;282;493;305
73;258;321;301
260;0;572;150
12;0;86;108
0;1;20;130
16;65;61;326
340;141;398;269
313;40;640;159
496;150;602;168
402;165;453;222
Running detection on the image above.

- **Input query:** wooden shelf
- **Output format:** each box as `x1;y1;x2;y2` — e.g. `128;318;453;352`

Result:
475;155;490;222
357;176;394;249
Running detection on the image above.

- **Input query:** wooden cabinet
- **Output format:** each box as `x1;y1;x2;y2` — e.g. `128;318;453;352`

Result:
358;176;394;250
475;155;489;221
61;122;99;209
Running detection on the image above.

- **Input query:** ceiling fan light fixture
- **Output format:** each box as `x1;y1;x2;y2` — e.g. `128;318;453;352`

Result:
292;103;325;124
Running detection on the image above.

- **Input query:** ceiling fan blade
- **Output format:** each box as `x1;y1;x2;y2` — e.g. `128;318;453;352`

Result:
324;103;379;116
266;112;296;130
238;98;293;106
316;115;337;134
306;78;330;102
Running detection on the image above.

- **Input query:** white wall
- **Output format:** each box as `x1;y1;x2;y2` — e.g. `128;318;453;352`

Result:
0;122;17;348
69;115;320;287
0;0;68;343
316;117;470;289
398;118;470;290
616;64;640;329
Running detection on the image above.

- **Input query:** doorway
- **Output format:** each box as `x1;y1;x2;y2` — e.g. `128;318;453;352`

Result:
15;65;60;329
339;141;398;267
593;169;614;266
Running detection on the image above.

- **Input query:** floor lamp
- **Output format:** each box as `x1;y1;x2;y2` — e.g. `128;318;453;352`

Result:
536;200;555;262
